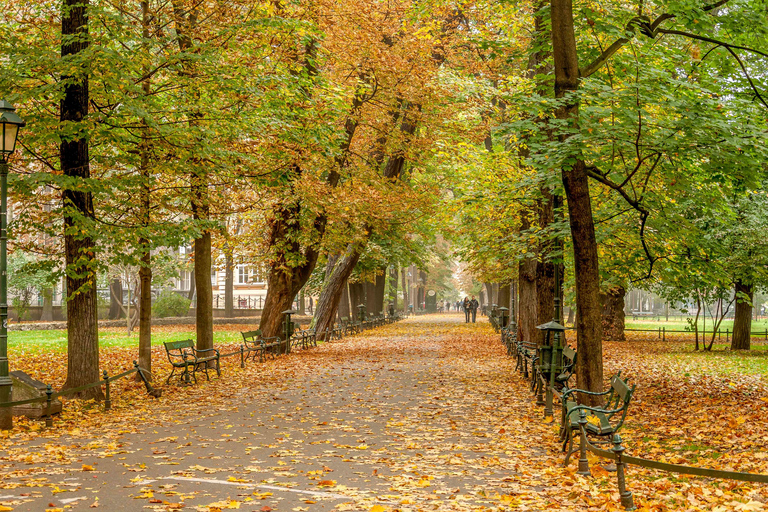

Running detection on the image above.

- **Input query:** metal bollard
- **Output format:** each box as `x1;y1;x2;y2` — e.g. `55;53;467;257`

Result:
577;410;591;476
612;434;636;511
103;370;111;411
240;346;245;368
45;385;53;428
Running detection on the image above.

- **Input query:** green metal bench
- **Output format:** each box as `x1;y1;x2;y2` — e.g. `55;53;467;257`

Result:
560;374;635;466
241;330;280;363
163;339;221;385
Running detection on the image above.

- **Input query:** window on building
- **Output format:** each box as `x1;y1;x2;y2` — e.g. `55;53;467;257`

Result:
211;268;217;286
237;265;249;284
178;270;191;291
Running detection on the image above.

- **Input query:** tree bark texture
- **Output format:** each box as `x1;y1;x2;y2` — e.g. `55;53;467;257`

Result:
138;253;152;378
518;258;538;344
61;0;101;400
224;245;234;318
498;283;510;311
349;282;365;319
601;286;626;342
551;0;603;397
731;280;753;350
536;194;556;344
401;267;408;313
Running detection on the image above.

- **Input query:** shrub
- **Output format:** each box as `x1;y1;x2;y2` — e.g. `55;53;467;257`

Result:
152;290;191;318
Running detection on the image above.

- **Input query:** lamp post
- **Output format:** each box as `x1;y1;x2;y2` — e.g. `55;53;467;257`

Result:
0;100;25;430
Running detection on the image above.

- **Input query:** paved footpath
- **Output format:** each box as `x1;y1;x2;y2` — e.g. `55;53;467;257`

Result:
0;315;577;512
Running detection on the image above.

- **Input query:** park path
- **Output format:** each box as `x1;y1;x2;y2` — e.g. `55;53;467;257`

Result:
0;315;597;512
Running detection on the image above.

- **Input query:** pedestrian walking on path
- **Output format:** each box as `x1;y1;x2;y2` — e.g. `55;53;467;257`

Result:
470;296;479;323
463;297;471;323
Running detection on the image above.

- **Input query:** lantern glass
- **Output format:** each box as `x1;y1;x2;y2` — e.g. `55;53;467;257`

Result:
2;123;19;158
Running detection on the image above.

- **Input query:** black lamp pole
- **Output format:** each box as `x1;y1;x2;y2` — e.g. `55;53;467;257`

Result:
0;100;25;430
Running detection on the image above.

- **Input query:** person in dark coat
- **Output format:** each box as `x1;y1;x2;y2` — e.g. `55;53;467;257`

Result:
470;296;479;322
462;297;471;323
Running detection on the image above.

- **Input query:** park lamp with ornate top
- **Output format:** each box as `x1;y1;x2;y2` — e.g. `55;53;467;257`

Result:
0;99;24;430
0;100;25;163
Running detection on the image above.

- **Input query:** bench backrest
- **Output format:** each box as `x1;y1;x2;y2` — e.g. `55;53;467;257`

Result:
241;330;262;341
164;339;194;351
610;374;633;402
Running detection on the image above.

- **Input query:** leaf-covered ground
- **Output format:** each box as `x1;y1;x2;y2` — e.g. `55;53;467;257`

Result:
0;315;767;511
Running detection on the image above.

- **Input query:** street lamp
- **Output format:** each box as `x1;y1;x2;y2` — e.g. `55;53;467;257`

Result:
0;100;25;430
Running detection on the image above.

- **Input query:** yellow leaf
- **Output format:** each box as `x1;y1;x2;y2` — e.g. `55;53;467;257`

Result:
370;506;386;512
82;464;95;471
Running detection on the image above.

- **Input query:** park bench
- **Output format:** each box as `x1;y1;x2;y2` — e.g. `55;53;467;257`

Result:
163;339;221;384
501;324;516;355
514;339;538;380
560;373;635;465
241;330;280;363
341;316;361;335
295;327;318;348
534;345;578;397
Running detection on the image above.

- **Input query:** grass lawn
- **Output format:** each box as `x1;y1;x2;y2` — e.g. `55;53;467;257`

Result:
625;317;768;333
8;325;248;354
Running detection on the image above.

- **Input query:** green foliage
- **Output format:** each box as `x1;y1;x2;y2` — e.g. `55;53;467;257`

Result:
151;291;191;319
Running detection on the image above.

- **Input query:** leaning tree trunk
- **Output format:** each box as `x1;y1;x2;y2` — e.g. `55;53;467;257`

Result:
731;280;753;350
551;0;603;398
61;0;101;400
601;286;626;342
314;245;363;337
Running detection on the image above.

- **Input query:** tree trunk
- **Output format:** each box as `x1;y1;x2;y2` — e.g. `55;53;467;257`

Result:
365;280;377;316
518;258;538;343
536;191;556;344
551;0;603;397
108;279;122;319
731;280;753;350
314;245;363;336
193;233;213;354
373;270;386;314
41;288;54;322
224;245;234;318
349;282;365;320
138;255;152;378
498;283;510;310
401;268;408;313
61;0;101;400
137;1;152;380
601;286;626;342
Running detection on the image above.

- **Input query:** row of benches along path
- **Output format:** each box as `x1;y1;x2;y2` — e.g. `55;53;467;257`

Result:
2;315;619;511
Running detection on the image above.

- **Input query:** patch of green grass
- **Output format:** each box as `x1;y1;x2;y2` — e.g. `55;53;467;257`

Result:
660;343;768;376
625;318;768;332
8;328;244;354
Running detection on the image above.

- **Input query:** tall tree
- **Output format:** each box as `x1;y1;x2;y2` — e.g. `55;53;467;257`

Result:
61;0;102;399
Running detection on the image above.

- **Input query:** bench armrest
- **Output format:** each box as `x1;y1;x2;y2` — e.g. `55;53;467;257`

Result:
195;347;220;357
